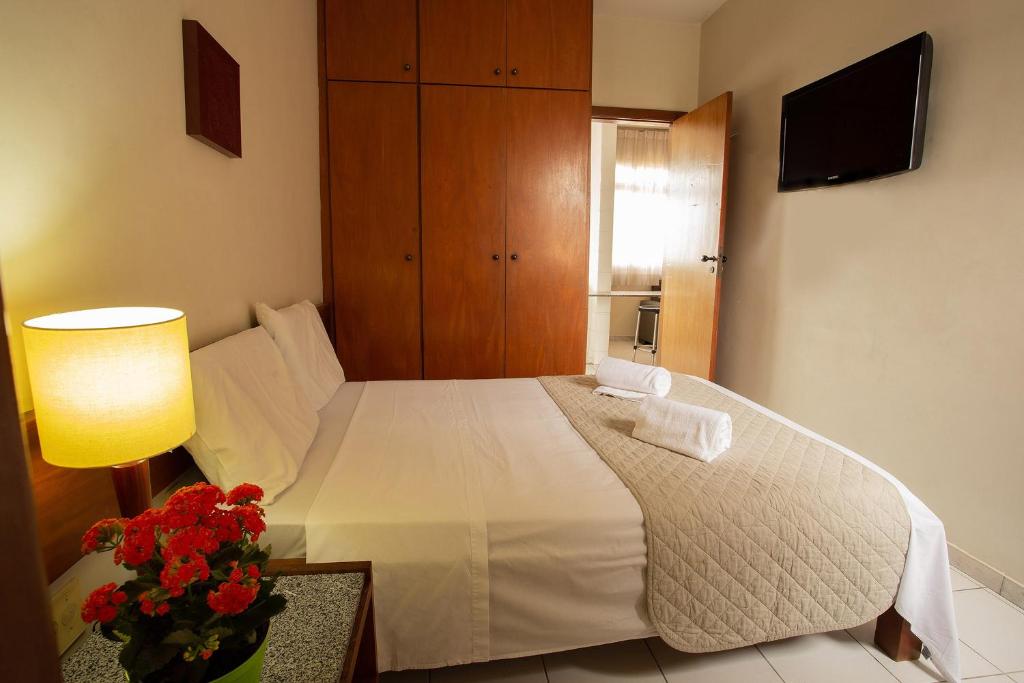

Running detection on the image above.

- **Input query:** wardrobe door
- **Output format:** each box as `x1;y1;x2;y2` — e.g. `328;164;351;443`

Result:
506;89;590;376
325;0;418;82
507;0;592;91
328;82;422;380
421;86;506;379
420;0;506;86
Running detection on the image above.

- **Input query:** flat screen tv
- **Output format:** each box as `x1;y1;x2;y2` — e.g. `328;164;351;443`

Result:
778;32;933;192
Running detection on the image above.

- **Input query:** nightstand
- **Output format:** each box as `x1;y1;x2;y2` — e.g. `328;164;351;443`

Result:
267;559;378;683
61;560;378;682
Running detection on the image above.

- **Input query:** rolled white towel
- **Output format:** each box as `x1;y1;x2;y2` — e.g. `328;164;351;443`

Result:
632;396;732;462
594;357;671;399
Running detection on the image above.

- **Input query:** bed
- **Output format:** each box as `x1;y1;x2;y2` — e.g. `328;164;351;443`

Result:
257;375;960;681
186;307;958;681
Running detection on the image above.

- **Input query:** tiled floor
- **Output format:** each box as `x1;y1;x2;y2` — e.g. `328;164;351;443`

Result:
608;338;657;366
382;567;1024;682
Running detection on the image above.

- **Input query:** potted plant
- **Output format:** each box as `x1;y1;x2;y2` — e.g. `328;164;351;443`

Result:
79;482;286;682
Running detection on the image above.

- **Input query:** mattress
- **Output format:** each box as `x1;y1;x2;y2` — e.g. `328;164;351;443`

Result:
303;379;654;671
261;382;365;558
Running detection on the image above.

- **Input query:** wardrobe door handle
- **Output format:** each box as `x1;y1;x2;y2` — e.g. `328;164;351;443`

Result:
492;254;500;260
510;253;519;261
404;254;414;261
510;67;519;76
494;67;502;75
403;63;412;72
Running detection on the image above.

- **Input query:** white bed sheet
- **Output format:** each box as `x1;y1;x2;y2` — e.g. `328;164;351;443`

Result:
304;379;654;671
261;382;365;558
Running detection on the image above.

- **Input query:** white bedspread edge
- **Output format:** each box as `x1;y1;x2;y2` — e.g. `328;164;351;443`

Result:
687;376;961;683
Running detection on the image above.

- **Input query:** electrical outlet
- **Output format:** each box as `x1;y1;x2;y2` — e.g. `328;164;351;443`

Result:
51;576;85;654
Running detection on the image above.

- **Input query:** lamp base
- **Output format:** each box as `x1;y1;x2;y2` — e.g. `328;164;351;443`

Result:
110;459;153;518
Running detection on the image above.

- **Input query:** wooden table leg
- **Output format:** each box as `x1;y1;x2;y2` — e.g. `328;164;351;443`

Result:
874;605;922;661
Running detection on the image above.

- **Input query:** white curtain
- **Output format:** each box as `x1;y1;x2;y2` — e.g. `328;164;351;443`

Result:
611;127;671;290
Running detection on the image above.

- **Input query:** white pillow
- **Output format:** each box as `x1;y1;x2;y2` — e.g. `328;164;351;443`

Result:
254;300;345;410
184;327;319;503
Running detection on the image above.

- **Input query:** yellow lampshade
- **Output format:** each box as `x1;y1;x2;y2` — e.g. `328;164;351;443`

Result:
22;307;195;468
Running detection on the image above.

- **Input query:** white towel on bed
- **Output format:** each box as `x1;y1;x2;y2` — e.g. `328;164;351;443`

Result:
594;357;671;399
632;396;732;462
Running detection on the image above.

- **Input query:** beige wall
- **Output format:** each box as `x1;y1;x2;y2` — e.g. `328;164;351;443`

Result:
700;0;1024;580
593;13;701;112
0;0;322;411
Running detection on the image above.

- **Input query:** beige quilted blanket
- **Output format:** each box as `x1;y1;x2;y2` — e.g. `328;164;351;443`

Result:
539;374;911;652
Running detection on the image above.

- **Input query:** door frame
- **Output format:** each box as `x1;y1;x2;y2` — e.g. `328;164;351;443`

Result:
0;276;62;682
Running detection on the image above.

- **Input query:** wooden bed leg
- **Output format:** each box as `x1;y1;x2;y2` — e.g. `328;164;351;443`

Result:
874;605;922;662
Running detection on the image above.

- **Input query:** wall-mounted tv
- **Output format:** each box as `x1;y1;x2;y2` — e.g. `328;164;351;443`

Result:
778;32;933;192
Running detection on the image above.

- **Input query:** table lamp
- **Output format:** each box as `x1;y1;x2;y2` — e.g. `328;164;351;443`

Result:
22;307;195;518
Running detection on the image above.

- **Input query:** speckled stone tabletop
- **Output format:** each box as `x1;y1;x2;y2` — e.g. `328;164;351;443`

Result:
62;572;365;683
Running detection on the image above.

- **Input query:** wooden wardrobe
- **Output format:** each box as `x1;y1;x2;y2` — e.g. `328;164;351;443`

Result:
320;0;592;381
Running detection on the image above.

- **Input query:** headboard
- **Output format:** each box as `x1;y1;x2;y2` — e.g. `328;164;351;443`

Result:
30;301;335;582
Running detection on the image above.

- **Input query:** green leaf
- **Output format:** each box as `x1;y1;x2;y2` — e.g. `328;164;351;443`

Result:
161;629;199;646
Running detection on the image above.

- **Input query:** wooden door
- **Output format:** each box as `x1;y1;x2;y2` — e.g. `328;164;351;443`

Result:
0;278;62;683
325;0;418;82
659;92;732;380
506;89;590;376
507;0;592;91
421;86;507;379
328;82;422;380
420;0;507;86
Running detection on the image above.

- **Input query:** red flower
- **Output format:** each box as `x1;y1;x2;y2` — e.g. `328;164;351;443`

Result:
225;483;264;506
117;510;160;566
207;582;258;615
165;483;226;520
81;518;125;554
160;553;210;597
233;504;266;541
81;583;126;624
204;509;243;544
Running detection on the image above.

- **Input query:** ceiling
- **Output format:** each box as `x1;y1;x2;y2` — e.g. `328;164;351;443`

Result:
593;0;727;23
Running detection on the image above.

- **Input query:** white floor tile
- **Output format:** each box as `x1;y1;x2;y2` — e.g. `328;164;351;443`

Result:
757;631;895;683
648;637;782;683
1007;672;1024;682
545;639;665;683
431;656;547;683
607;339;656;366
381;670;429;683
950;568;981;591
954;589;1024;672
846;620;999;682
960;677;1014;682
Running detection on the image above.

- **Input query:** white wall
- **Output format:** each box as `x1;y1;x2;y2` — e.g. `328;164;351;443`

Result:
0;0;323;412
593;13;701;112
700;0;1024;581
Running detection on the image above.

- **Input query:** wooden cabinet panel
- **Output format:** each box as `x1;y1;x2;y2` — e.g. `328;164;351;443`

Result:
421;86;507;379
506;89;590;376
328;82;422;380
420;0;507;86
326;0;418;82
507;0;592;90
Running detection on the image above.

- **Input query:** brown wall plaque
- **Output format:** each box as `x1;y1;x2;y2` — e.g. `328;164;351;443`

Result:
182;19;241;157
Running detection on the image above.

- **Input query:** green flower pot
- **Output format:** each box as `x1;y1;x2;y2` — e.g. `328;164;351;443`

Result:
207;630;269;683
123;628;269;683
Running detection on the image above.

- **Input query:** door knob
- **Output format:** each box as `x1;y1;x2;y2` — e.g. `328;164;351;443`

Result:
510;253;519;261
700;255;718;262
492;254;500;260
404;254;414;261
403;63;412;71
494;67;502;75
510;67;519;76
